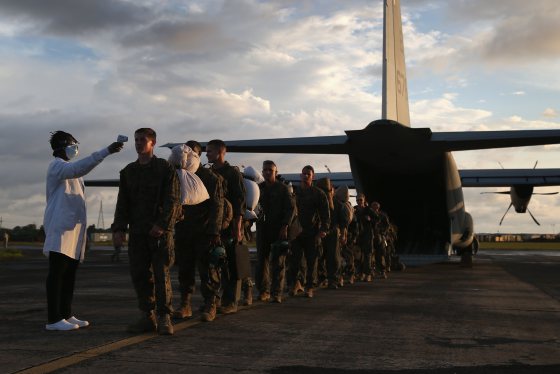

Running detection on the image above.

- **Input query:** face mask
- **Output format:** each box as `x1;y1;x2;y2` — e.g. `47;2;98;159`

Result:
65;144;79;160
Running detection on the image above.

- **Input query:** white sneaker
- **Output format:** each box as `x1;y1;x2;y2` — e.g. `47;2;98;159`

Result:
45;319;79;331
67;316;90;328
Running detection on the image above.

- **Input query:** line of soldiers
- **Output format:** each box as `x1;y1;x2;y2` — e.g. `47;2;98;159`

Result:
111;128;399;336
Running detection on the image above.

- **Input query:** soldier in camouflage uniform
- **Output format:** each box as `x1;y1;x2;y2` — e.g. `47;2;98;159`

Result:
287;165;330;298
315;178;343;290
112;128;180;335
173;140;225;322
354;193;374;282
333;185;354;287
369;201;390;279
255;160;295;303
206;139;250;314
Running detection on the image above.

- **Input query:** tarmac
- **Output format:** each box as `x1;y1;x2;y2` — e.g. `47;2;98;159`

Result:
1;246;559;374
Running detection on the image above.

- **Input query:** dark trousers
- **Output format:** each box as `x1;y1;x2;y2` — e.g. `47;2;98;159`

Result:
128;232;174;316
288;233;320;289
359;231;374;275
175;222;221;302
374;237;387;273
221;239;241;306
256;231;287;296
323;229;341;284
341;243;356;277
46;251;79;323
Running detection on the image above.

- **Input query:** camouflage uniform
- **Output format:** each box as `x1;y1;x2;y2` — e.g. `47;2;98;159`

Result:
212;161;248;307
255;180;295;298
287;186;330;290
174;165;224;304
341;211;360;282
315;180;343;288
112;156;180;317
371;209;390;276
355;205;374;279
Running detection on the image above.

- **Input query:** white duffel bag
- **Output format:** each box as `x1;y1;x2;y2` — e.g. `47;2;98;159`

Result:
242;166;264;220
169;144;210;205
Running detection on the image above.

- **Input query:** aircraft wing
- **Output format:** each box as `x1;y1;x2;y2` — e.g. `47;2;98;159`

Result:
84;172;355;189
278;172;354;189
85;179;119;187
432;130;560;151
161;135;349;154
460;168;560;187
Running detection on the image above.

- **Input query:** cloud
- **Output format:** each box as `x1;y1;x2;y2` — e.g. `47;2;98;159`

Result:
440;0;560;63
543;108;558;118
411;93;492;131
0;0;151;36
0;0;558;237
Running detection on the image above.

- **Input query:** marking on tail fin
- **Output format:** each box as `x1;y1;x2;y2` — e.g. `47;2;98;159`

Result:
382;0;410;126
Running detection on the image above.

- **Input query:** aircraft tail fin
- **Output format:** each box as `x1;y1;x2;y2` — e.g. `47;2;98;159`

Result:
382;0;410;126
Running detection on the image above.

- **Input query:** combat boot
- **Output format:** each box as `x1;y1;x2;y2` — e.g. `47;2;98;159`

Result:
289;280;304;296
157;314;174;335
259;291;271;302
219;302;238;315
173;293;192;319
201;297;217;322
127;311;157;333
243;284;253;306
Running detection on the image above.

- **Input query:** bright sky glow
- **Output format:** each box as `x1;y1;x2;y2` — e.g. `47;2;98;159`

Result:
0;0;559;234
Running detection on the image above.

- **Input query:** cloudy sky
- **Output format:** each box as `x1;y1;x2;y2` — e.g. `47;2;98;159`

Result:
1;0;559;234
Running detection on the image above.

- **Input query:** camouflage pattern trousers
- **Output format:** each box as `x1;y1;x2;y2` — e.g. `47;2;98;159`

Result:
256;232;288;297
288;233;321;289
128;231;174;316
174;223;221;302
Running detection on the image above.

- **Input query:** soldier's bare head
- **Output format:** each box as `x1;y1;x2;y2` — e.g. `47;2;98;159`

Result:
206;139;226;164
186;140;202;156
356;193;366;207
134;128;156;159
135;128;156;141
300;165;314;187
262;160;278;183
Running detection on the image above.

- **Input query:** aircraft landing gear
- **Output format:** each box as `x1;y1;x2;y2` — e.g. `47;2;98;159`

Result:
460;249;473;268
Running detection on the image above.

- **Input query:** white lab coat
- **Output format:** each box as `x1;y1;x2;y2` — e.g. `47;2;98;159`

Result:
43;147;111;262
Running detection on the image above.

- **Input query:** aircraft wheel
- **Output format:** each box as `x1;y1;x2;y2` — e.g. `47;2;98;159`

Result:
460;249;473;268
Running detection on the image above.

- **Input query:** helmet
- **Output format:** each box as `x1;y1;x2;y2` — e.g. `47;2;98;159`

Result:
209;245;227;268
271;240;290;256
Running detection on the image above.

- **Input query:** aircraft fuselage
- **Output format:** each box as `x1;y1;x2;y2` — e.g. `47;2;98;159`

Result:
346;120;474;255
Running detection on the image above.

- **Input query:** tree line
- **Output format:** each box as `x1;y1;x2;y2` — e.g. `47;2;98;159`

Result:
1;224;111;243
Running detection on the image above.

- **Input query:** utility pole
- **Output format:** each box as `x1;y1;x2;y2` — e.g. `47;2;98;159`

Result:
97;201;105;230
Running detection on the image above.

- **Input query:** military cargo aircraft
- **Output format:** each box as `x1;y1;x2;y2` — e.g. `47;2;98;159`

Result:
87;0;560;264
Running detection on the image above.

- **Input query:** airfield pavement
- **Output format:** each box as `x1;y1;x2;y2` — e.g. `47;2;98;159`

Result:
1;246;559;374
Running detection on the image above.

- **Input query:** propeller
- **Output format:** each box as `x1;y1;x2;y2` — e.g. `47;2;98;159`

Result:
499;203;513;225
484;161;558;226
527;208;541;226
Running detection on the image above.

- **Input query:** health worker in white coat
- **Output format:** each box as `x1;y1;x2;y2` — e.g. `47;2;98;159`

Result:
43;131;123;331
